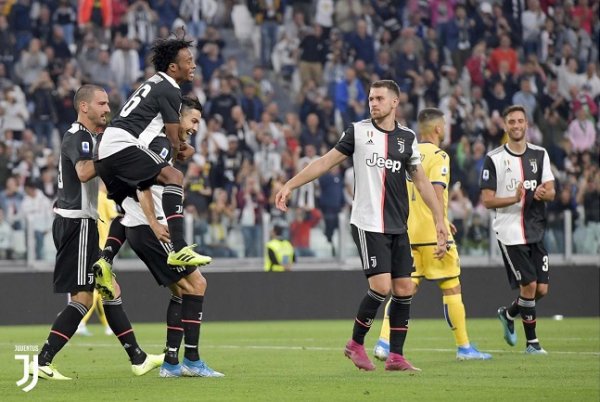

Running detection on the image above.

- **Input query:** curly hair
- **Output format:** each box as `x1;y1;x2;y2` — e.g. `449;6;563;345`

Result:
150;38;193;73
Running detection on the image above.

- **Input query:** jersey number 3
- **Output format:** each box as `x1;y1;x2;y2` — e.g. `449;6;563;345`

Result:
120;84;152;117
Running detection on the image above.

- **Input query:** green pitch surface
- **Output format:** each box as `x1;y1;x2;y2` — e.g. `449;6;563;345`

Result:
1;318;599;401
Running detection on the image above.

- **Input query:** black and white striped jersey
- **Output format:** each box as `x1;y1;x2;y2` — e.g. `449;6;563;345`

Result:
98;72;181;159
335;119;421;234
55;122;99;219
480;143;554;245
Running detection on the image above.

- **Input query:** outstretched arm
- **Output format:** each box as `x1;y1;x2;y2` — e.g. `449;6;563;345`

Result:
275;148;348;211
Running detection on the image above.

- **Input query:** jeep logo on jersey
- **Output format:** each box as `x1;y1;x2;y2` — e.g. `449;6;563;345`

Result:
530;159;538;173
397;138;405;153
507;178;538;191
366;153;402;173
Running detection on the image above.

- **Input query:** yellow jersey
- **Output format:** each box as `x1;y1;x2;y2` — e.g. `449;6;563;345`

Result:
97;189;119;248
407;142;454;245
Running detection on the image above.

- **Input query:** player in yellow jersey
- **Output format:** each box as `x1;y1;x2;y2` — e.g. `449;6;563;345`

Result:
73;182;115;336
373;108;492;361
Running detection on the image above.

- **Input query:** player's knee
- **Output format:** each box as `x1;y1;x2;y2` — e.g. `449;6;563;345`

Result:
439;278;461;294
162;166;183;185
178;271;206;295
72;291;94;309
536;285;548;299
520;281;537;298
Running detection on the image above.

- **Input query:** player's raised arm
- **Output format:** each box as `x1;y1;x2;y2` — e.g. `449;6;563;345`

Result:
275;148;348;211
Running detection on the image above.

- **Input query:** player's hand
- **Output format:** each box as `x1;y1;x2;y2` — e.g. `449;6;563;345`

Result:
534;184;547;201
449;222;458;236
150;222;170;243
433;221;449;260
514;182;525;204
275;185;292;211
177;143;195;161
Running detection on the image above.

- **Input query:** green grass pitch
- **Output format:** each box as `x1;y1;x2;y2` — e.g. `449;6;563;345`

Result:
1;318;598;401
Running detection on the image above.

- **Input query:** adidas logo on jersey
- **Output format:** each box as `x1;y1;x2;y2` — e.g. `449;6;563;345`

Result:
366;153;402;173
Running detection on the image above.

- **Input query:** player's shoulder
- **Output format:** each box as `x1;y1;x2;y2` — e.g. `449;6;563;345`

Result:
62;122;92;143
486;144;505;158
527;143;548;155
146;72;181;95
396;121;416;138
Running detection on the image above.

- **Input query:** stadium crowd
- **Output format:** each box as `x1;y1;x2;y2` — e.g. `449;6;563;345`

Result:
0;0;598;261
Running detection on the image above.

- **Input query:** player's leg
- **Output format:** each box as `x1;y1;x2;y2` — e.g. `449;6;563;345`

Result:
94;215;126;299
439;278;491;360
344;226;390;371
496;242;521;346
102;281;163;374
374;248;423;361
36;217;96;380
93;290;113;335
72;292;94;336
160;285;184;377
176;271;224;377
156;165;211;265
522;242;549;354
385;232;420;371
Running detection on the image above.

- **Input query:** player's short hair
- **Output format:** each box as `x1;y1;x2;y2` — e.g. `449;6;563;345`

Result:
181;96;203;114
417;108;445;125
370;80;401;98
73;84;105;112
502;105;527;119
151;37;194;73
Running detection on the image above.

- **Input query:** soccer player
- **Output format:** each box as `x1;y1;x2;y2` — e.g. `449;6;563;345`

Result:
373;108;492;361
32;85;162;380
480;105;555;354
97;97;223;377
94;36;211;298
275;80;448;371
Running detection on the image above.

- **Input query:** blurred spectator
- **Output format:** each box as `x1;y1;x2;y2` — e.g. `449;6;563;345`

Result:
575;169;600;254
28;71;57;147
212;135;251;196
15;38;47;89
53;0;77;47
240;83;264;123
298;24;327;87
546;184;578;253
271;31;299;84
0;176;24;231
295;144;318;209
448;183;472;246
237;174;266;258
567;106;597;153
334;0;362;33
21;178;52;260
126;0;156;44
512;78;537;123
0;207;14;259
289;207;321;257
334;67;366;128
346;19;375;66
299;113;324;150
0;87;28;139
318;164;344;256
110;36;140;96
488;34;518;75
264;224;295;272
252;0;283;69
521;0;546;56
206;187;237;258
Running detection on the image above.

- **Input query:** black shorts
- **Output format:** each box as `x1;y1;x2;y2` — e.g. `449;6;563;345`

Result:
498;241;549;289
351;224;414;279
52;216;99;293
125;225;196;287
95;145;169;195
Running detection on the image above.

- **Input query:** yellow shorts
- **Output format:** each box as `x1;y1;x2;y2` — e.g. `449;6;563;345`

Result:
411;244;460;280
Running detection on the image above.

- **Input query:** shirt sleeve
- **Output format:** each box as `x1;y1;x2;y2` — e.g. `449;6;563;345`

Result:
64;130;94;166
429;150;450;188
541;150;555;183
408;133;421;165
479;155;497;191
158;87;182;124
334;124;355;156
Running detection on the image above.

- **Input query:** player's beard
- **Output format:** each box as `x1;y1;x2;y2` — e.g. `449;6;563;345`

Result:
508;128;525;142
